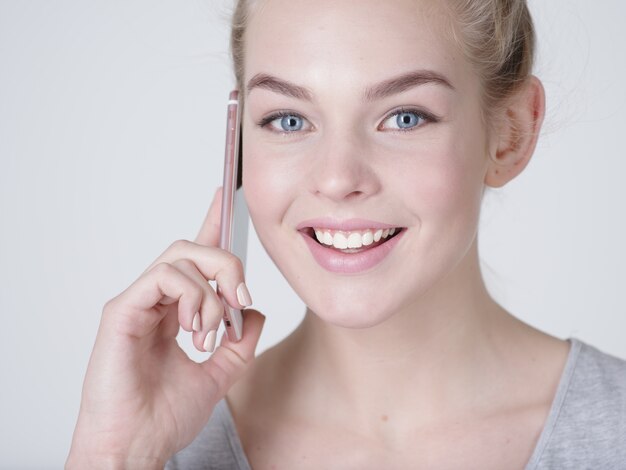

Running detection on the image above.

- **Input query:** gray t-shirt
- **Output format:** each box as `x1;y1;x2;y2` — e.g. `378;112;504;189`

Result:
166;338;626;469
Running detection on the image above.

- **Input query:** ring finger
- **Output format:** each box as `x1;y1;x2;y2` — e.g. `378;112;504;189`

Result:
171;258;224;352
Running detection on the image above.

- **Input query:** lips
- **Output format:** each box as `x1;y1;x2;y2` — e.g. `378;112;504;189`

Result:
294;217;407;273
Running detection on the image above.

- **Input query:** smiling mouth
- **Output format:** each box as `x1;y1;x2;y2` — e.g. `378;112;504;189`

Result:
300;226;406;253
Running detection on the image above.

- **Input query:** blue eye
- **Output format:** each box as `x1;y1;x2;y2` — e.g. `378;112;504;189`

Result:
396;112;420;128
380;109;433;131
259;112;310;133
278;115;303;131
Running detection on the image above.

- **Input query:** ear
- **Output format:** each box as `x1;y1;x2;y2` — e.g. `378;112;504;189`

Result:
484;76;546;188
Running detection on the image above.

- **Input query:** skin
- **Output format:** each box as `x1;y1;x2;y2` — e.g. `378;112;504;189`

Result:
226;0;570;468
66;189;266;468
66;0;567;468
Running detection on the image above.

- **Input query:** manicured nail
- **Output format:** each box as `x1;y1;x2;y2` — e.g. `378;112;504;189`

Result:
203;329;217;352
192;312;202;332
236;282;252;307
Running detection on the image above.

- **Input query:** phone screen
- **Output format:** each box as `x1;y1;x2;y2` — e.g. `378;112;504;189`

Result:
219;91;249;342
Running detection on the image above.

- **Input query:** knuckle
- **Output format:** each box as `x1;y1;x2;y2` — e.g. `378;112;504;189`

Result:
206;293;225;316
192;281;205;297
224;252;244;274
152;261;175;275
173;258;196;271
182;277;202;295
169;238;191;251
102;297;118;314
102;296;127;325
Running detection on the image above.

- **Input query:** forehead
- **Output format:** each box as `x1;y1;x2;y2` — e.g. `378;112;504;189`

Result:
244;0;466;92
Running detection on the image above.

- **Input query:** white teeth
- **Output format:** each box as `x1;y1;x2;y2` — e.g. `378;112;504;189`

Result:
347;232;362;248
362;231;374;246
333;232;348;249
312;227;400;249
323;231;333;245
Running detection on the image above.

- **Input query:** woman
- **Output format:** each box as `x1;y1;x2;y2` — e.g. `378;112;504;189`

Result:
67;0;626;468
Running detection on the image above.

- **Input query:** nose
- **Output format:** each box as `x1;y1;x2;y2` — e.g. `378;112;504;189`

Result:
308;130;381;203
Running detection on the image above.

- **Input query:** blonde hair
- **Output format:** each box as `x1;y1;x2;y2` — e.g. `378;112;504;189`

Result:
229;0;252;96
230;0;535;123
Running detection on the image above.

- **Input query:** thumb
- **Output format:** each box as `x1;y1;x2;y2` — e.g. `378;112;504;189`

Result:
194;186;223;247
201;308;266;396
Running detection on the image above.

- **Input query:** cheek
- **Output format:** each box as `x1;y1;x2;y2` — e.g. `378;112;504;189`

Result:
414;157;482;221
242;144;295;242
402;137;486;226
242;145;312;296
396;126;489;278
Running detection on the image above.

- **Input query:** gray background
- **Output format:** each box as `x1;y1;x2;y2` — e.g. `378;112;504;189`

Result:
1;1;624;467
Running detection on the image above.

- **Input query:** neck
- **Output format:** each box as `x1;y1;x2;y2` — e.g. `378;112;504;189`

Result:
276;238;528;433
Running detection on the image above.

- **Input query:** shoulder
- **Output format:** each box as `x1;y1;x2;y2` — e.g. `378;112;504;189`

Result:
165;399;250;470
530;338;626;469
567;339;626;413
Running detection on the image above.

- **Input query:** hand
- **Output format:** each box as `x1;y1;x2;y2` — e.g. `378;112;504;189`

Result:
66;187;265;469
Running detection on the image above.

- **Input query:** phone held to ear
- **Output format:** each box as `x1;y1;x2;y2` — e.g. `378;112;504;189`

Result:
218;90;250;342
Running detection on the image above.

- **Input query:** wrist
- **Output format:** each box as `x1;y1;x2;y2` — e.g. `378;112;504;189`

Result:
66;450;165;470
67;429;167;470
68;415;170;469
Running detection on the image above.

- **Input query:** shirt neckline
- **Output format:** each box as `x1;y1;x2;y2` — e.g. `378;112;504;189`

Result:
523;337;582;469
219;337;583;470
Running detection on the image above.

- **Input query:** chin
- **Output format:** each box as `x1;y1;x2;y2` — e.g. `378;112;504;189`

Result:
311;308;395;329
300;284;409;329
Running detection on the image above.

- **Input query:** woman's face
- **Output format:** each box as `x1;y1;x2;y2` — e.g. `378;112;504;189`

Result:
242;0;492;327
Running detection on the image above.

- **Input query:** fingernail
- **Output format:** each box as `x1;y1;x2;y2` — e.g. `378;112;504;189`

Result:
236;282;253;307
203;329;217;352
192;312;202;332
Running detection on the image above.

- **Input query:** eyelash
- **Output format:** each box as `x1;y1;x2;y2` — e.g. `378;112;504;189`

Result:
256;111;305;133
256;107;438;135
379;107;438;132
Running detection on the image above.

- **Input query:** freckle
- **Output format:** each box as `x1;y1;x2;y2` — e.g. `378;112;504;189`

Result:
381;414;388;422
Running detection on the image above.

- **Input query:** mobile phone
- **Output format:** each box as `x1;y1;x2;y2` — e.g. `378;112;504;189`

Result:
218;90;249;342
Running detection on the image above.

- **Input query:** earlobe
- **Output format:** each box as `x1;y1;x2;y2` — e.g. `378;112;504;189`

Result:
485;76;546;188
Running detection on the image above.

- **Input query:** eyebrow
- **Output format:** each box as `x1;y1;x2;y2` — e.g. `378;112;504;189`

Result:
247;73;313;101
364;70;455;101
246;70;455;102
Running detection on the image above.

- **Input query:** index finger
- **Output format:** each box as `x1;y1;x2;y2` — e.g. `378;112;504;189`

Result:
195;186;223;247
